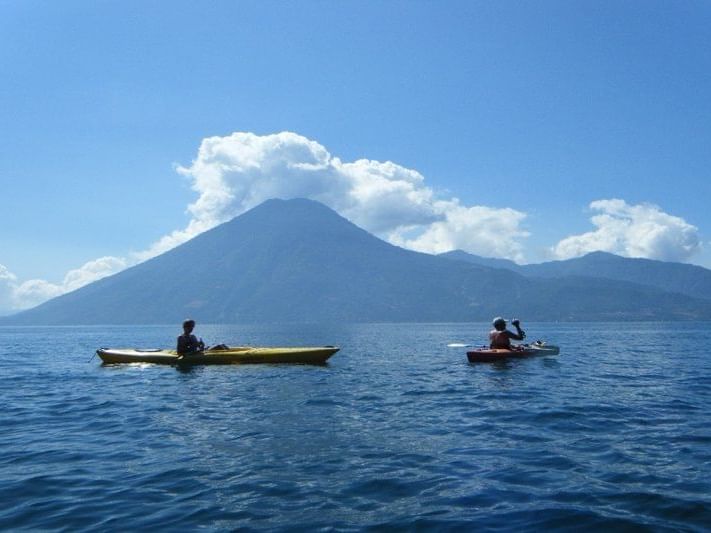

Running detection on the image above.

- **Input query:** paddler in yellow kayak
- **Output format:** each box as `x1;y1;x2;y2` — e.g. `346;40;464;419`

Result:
177;319;205;355
177;319;229;357
489;317;526;350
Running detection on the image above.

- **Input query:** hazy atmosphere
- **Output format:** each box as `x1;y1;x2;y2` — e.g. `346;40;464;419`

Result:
2;1;711;314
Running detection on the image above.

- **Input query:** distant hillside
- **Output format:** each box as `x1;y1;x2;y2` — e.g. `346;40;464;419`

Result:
441;250;711;302
4;199;711;324
438;250;522;272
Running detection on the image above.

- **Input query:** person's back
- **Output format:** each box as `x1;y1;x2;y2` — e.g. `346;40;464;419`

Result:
489;328;513;349
489;317;525;349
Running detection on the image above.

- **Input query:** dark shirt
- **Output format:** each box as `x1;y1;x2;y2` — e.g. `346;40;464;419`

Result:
177;333;202;355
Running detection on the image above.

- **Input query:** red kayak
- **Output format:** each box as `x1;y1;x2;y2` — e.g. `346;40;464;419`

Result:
467;341;560;363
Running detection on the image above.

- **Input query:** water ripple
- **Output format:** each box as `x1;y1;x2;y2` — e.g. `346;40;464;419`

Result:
1;323;710;530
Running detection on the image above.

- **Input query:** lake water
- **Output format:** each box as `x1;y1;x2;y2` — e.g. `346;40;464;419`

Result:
1;322;709;531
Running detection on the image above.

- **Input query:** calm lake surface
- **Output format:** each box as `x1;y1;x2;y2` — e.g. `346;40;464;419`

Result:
1;322;710;531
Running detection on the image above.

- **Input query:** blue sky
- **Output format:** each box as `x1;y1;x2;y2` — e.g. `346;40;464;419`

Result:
1;1;711;313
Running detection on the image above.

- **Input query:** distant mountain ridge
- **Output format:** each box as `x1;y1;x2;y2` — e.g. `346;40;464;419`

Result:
3;198;711;324
439;250;711;302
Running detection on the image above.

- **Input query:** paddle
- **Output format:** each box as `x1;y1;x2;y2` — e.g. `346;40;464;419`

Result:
447;343;484;348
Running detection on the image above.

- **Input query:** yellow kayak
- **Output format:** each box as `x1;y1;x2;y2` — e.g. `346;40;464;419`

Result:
96;346;339;365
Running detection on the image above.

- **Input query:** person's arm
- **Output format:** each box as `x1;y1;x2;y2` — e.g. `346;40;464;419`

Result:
510;319;526;341
187;334;202;353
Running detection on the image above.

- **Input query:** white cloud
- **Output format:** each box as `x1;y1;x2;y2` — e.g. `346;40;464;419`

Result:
1;257;127;313
390;201;529;260
5;131;530;312
172;131;528;259
0;264;18;315
0;264;16;285
11;279;65;311
61;256;128;292
552;199;701;262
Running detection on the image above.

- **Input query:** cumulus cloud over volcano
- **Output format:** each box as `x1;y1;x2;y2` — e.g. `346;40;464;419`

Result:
551;199;701;262
138;131;529;261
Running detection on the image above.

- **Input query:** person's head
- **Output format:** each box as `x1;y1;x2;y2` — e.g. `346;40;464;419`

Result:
182;319;195;333
492;316;506;331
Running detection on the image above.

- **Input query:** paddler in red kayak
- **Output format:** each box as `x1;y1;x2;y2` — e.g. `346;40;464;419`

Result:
489;317;526;349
